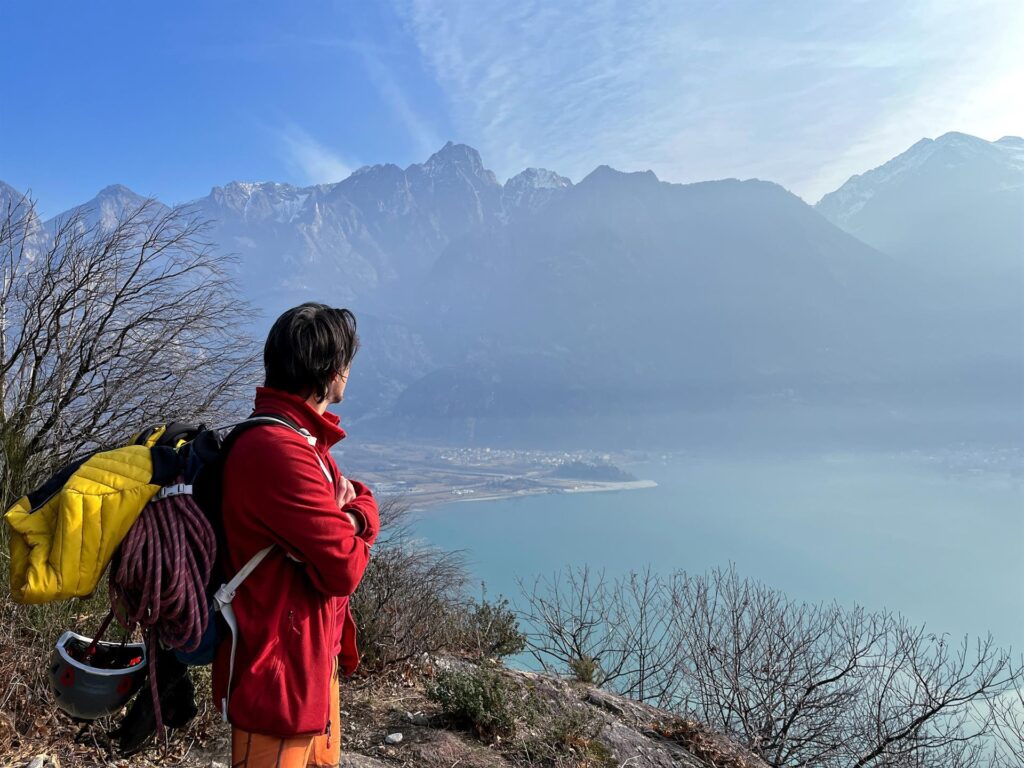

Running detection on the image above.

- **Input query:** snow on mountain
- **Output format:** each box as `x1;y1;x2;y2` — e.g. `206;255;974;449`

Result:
816;132;1023;229
47;183;168;232
502;168;572;215
0;180;27;207
815;138;936;227
813;130;1022;401
993;135;1024;172
815;131;1023;284
506;167;572;192
0;180;47;257
206;181;311;224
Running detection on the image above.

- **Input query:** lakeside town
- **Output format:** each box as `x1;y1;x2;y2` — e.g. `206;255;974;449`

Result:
334;441;659;510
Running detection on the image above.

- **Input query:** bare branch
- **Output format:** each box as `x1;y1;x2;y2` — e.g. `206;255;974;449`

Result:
0;195;261;508
520;563;1022;767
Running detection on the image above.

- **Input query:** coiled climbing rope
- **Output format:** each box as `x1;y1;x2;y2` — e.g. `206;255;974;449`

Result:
107;480;216;740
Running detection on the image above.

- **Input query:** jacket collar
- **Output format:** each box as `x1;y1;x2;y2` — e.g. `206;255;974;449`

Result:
252;386;347;449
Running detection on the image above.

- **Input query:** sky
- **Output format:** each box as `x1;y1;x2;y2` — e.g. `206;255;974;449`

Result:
2;0;1021;217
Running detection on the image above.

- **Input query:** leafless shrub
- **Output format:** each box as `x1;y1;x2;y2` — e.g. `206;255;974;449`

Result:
988;667;1024;768
519;564;1022;767
515;564;685;705
516;566;616;683
349;494;472;670
0;190;260;511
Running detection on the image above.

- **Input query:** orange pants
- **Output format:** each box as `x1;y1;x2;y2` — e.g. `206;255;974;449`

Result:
230;658;341;768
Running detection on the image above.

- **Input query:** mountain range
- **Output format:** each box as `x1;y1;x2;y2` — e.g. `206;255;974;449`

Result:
3;131;1021;448
817;132;1022;280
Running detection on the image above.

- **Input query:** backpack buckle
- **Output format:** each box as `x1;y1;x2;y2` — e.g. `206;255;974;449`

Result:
214;584;235;610
155;483;193;500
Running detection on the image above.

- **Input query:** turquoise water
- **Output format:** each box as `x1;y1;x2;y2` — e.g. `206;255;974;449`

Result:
408;449;1024;658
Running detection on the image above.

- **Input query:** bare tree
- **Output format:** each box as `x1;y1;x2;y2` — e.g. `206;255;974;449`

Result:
989;664;1024;768
349;494;472;670
516;565;615;682
519;563;1022;767
0;191;260;510
668;566;883;764
515;564;686;705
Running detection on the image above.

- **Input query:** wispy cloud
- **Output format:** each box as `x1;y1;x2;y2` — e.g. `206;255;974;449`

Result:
281;124;354;184
396;0;1024;201
285;32;444;163
356;44;443;159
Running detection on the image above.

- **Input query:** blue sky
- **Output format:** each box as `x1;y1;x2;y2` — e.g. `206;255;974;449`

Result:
2;0;1021;217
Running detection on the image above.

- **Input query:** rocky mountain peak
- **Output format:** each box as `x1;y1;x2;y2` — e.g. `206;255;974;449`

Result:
504;167;572;191
0;180;28;205
580;165;659;187
0;180;45;246
502;168;572;215
89;184;154;213
817;131;1024;226
993;135;1024;169
416;142;498;187
206;180;310;221
95;183;141;199
48;183;164;231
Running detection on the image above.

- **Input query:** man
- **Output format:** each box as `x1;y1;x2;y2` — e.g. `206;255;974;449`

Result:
211;303;380;768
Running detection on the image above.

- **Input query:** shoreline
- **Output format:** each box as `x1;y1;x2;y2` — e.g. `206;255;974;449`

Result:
337;440;662;514
405;478;659;513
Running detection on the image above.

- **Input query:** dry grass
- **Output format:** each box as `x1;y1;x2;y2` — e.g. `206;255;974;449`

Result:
653;717;772;768
0;581;227;767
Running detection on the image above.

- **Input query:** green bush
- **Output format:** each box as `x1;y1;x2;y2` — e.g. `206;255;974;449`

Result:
426;664;536;742
455;586;527;661
567;654;604;686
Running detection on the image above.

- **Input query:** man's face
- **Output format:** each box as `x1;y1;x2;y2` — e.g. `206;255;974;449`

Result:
328;363;351;404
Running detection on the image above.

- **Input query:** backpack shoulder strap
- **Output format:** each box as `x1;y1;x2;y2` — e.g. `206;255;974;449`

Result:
217;545;275;604
215;544;274;721
231;413;333;486
219;412;301;454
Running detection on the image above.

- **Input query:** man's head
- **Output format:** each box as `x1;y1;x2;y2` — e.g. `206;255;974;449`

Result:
264;303;360;405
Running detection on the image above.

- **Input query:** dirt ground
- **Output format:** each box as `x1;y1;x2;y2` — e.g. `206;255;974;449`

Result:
2;654;763;768
2;657;500;768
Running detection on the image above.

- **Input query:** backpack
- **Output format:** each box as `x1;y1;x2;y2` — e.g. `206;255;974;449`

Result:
135;412;341;721
7;410;337;739
132;415;306;661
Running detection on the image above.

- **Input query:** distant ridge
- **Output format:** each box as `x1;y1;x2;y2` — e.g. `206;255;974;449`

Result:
3;131;1018;446
816;132;1023;280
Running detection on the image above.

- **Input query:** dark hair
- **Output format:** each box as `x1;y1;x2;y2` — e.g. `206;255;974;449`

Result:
264;303;360;402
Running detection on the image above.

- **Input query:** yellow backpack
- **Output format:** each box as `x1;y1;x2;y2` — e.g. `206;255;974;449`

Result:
5;426;181;604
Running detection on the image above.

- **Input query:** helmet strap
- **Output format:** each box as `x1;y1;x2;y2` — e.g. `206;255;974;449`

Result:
84;610;116;658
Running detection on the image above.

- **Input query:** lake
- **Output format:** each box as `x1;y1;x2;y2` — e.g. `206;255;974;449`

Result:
407;447;1024;666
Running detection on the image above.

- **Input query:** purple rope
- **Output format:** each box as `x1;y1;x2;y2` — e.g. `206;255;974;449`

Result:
109;477;216;747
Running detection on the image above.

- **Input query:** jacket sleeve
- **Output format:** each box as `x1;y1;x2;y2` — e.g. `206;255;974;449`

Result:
239;433;370;597
342;478;380;547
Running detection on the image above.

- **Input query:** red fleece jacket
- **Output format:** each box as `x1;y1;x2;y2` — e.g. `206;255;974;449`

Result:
210;386;380;736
